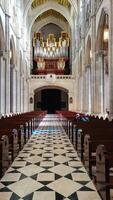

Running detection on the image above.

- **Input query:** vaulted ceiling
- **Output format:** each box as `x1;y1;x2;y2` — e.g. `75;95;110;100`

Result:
23;0;78;38
35;9;68;23
31;0;71;9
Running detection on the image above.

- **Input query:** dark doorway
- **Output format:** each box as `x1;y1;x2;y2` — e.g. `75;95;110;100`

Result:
34;88;68;112
41;89;61;114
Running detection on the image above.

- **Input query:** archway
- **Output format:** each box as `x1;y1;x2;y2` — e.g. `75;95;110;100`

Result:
34;86;68;113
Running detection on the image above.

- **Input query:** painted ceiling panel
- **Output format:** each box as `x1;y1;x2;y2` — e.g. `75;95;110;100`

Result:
31;0;71;9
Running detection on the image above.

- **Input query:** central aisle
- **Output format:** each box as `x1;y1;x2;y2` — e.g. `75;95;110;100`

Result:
0;115;101;200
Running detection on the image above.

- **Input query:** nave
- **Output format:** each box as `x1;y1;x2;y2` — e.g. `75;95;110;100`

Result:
0;115;101;200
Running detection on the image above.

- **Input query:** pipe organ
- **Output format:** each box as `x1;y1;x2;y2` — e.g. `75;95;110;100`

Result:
33;32;69;74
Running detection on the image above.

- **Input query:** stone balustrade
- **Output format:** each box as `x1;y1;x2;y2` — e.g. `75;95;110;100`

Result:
30;75;75;80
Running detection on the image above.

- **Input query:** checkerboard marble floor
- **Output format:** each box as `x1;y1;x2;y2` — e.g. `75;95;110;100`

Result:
0;114;101;200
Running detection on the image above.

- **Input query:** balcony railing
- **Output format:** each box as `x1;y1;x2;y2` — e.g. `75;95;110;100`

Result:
30;75;74;80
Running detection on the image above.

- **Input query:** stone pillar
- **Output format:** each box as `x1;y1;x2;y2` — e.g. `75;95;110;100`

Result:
77;76;83;112
80;76;83;112
17;70;20;112
61;91;68;111
82;70;86;112
26;79;29;111
5;13;10;114
24;78;29;112
20;74;22;112
16;39;21;112
0;54;6;114
20;75;23;112
91;0;96;113
13;68;17;113
109;0;113;118
95;51;105;115
71;15;76;75
88;65;91;113
75;21;80;112
83;65;91;113
22;77;24;112
81;0;85;112
11;68;16;113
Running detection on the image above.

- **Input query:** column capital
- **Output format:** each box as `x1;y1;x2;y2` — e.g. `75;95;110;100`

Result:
85;64;91;69
95;50;107;59
0;50;8;60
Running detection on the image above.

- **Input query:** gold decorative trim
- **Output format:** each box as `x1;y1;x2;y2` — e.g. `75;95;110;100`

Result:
31;0;70;9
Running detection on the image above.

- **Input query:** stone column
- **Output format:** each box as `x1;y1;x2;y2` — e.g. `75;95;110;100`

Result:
95;51;104;115
22;77;24;112
81;0;85;112
13;68;17;113
24;78;29;112
20;76;24;113
75;20;80;112
0;54;6;114
91;0;96;113
83;65;91;113
5;13;10;114
17;70;20;112
109;0;113;119
20;75;22;112
88;65;91;113
27;79;29;111
78;76;83;112
16;39;21;112
83;69;87;112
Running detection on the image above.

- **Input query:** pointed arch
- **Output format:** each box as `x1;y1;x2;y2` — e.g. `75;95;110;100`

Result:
96;8;109;51
0;17;5;51
86;35;91;65
10;36;16;66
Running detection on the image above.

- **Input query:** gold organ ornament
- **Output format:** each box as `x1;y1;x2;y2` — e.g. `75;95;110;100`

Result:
33;32;69;59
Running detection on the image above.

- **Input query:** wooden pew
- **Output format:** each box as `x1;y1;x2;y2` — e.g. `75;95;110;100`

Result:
74;121;113;160
56;110;77;134
0;121;25;150
96;144;113;200
0;135;9;178
83;134;113;178
0;128;19;161
0;111;47;177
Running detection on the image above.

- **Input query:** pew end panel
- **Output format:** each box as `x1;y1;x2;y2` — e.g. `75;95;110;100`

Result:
96;145;113;200
0;135;10;178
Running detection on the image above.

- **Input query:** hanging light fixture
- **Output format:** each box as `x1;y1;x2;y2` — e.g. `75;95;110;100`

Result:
103;14;109;42
90;50;92;59
10;49;12;59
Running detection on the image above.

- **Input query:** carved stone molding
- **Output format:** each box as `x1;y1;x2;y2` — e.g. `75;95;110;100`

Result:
95;50;107;60
0;50;7;60
85;64;91;69
46;73;56;83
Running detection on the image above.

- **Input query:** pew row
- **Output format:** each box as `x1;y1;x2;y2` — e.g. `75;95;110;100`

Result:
0;111;47;177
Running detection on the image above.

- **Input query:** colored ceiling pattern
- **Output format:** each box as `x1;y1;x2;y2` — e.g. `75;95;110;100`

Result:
31;0;71;9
